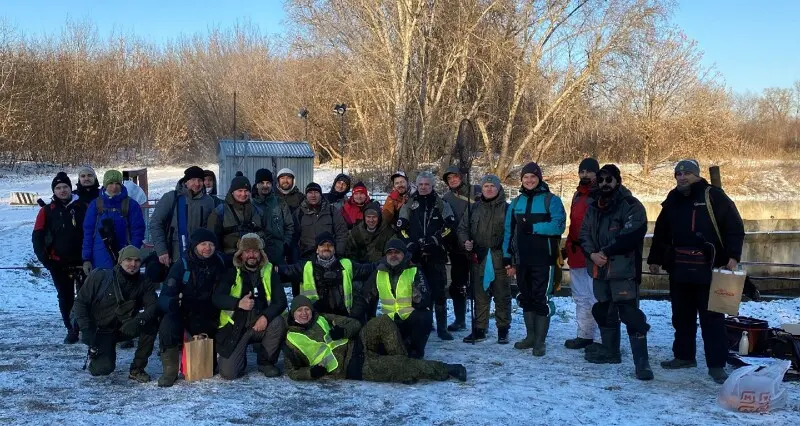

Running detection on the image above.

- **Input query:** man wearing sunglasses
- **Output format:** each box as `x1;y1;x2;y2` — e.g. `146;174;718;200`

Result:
580;164;653;380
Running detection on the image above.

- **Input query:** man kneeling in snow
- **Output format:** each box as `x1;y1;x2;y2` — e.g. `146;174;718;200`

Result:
73;246;159;382
283;295;466;383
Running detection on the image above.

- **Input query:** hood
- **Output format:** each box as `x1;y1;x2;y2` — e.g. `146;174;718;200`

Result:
101;184;130;203
481;185;506;205
328;173;352;197
50;193;80;207
203;170;218;196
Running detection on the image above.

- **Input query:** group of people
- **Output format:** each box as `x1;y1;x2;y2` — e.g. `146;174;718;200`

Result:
31;157;745;387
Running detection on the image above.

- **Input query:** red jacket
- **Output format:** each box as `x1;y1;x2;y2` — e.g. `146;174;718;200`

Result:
565;185;592;268
342;195;370;228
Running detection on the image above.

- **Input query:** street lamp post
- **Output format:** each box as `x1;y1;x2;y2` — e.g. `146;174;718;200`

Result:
297;107;309;142
333;103;347;174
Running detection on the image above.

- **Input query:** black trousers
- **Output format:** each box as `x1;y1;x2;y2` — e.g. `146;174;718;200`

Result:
420;259;448;306
592;279;649;336
448;251;469;299
395;309;433;359
51;266;79;330
158;311;217;350
669;277;728;368
88;319;158;376
515;264;555;316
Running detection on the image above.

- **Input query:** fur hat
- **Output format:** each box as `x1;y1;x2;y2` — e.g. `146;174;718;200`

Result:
232;233;268;269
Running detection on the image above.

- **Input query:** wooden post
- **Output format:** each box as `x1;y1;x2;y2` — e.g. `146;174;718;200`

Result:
709;165;722;188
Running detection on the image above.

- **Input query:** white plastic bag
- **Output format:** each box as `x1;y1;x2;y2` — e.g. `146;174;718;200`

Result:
718;360;792;413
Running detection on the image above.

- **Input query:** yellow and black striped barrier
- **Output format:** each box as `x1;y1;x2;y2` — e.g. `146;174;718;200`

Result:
9;192;39;206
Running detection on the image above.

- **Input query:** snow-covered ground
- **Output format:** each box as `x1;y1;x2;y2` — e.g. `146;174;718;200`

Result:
1;165;798;425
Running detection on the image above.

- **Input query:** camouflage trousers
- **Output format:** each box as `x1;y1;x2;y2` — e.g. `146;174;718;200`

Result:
358;315;449;383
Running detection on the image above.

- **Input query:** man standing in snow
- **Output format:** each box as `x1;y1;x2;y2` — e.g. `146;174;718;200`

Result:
564;158;600;350
32;172;88;344
203;169;223;207
382;171;411;225
580;164;653;380
325;173;352;209
74;246;159;382
502;162;566;356
207;175;265;256
149;166;215;266
275;168;305;212
648;160;745;384
441;166;473;334
73;166;100;204
252;168;294;266
294;183;349;260
340;182;372;230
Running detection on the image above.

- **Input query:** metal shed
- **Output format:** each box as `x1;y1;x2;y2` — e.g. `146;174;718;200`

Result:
217;140;315;196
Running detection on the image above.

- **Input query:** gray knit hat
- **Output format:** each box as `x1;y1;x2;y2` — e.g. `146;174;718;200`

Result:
675;160;700;176
480;174;502;189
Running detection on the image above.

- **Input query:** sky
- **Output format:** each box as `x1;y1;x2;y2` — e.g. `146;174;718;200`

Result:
0;0;798;94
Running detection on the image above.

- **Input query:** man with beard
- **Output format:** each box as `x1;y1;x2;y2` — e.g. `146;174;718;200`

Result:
156;229;226;387
458;175;511;344
564;158;601;350
73;166;100;204
295;182;348;260
150;166;215;266
580;164;653;380
203;170;223;207
648;160;744;384
283;295;466;383
213;233;288;379
275;168;305;212
33;172;88;343
207;175;265;256
252;168;294;266
441;166;473;333
340;182;372;230
382;171;411;225
279;232;373;322
398;171;456;341
324;173;352;209
362;239;432;358
345;202;395;264
73;246;159;382
502;162;566;356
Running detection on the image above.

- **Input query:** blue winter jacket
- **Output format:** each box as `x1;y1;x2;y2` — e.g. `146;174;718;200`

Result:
82;185;146;269
502;182;566;266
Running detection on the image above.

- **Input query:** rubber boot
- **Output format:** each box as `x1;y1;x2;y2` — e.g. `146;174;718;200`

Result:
531;315;550;357
435;304;454;341
708;368;728;384
564;337;593;350
629;333;654;381
497;328;509;345
64;327;79;345
446;364;467;382
585;326;622;364
447;297;467;332
660;358;697;369
157;347;180;387
514;312;536;350
462;328;486;344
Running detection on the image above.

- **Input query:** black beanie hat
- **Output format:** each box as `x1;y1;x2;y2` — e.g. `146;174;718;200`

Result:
384;238;407;255
183;166;205;182
189;228;217;249
315;231;336;247
51;172;72;192
598;164;622;184
578;158;600;174
305;182;322;194
290;295;314;316
229;176;251;194
255;168;274;184
520;162;543;181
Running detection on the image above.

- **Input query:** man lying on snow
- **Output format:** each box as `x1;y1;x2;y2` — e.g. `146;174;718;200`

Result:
283;295;467;383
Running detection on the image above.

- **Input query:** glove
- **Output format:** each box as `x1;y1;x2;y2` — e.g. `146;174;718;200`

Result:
502;257;512;267
423;236;439;247
310;365;328;379
328;326;346;340
82;261;93;276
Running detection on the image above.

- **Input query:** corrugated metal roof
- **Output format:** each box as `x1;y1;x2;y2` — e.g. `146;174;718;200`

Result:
218;140;315;158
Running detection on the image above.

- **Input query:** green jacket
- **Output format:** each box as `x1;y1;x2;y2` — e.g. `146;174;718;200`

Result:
457;187;508;270
345;221;396;263
283;313;362;381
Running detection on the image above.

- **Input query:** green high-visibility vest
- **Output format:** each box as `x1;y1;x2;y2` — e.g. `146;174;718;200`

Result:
376;267;416;321
286;316;348;373
218;264;273;328
300;259;353;313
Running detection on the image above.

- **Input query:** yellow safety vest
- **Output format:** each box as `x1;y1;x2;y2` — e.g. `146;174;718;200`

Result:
218;264;273;328
286;316;348;373
376;267;416;321
300;259;353;313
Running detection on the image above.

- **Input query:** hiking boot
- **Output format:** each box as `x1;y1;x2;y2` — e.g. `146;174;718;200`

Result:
463;329;487;344
258;364;281;378
119;339;135;349
514;312;536;350
660;358;697;370
157;347;180;388
531;315;550;357
708;368;728;384
446;364;467;382
129;368;151;383
564;337;593;350
435;304;453;341
64;328;79;345
629;333;654;381
447;298;467;332
497;328;509;345
585;327;622;364
584;342;605;355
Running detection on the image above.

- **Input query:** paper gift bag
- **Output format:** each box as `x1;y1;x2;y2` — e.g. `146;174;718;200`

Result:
183;334;214;382
708;269;746;315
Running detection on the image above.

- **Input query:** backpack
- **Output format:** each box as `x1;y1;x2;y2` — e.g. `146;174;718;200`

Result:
95;195;131;243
